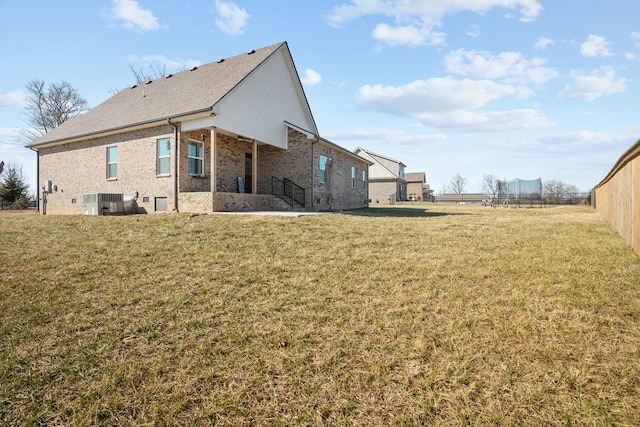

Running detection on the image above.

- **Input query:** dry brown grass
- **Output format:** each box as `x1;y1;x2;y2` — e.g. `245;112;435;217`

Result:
1;204;639;425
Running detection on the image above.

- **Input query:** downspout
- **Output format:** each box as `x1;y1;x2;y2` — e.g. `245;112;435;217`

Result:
168;118;179;213
28;146;40;214
311;138;317;209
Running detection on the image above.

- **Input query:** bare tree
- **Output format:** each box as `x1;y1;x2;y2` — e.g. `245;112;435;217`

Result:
480;174;500;201
108;62;170;95
447;172;467;194
543;179;564;204
20;79;88;143
543;179;581;204
564;183;580;204
129;62;167;84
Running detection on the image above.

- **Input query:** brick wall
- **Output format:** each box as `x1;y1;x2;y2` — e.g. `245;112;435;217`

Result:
258;129;313;204
39;125;175;214
213;193;286;211
407;181;424;201
368;180;398;204
312;138;370;211
179;130;212;193
179;191;213;213
37;125;370;214
215;134;252;193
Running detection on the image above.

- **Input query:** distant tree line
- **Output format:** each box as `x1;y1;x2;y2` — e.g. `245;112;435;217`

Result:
441;173;589;205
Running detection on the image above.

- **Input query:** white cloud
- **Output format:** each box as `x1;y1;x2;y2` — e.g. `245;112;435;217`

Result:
356;77;517;114
327;0;542;46
580;34;613;57
372;22;446;47
538;131;625;147
110;0;159;32
465;25;481;38
328;0;542;26
631;31;640;46
213;0;249;35
0;91;26;110
533;132;636;166
355;77;552;131
128;54;201;71
325;127;447;145
415;109;552;132
558;66;629;101
301;69;322;86
444;49;559;84
0;127;21;140
534;37;553;50
624;52;636;60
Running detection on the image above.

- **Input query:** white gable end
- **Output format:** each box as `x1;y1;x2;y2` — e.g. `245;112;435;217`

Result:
372;156;400;178
211;48;315;149
369;161;397;179
355;149;396;179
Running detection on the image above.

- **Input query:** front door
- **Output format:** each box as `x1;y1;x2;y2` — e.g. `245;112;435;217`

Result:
245;153;252;194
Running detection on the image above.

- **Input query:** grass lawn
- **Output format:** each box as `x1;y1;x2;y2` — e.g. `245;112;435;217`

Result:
1;204;639;426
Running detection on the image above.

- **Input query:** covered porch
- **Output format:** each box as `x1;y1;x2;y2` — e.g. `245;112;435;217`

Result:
176;125;310;213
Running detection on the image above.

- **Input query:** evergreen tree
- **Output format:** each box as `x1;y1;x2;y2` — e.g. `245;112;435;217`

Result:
0;163;30;209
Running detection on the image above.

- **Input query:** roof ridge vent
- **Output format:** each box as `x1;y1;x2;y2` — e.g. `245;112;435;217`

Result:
248;49;255;54
146;80;153;85
190;66;198;71
166;74;173;78
131;85;137;89
217;58;225;63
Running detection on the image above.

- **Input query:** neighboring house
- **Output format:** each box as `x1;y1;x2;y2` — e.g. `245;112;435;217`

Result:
354;148;406;203
27;42;371;214
423;184;435;202
405;172;433;202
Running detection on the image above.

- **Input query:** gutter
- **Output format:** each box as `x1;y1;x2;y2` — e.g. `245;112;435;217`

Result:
311;138;317;209
28;146;40;214
168;118;179;213
27;107;214;150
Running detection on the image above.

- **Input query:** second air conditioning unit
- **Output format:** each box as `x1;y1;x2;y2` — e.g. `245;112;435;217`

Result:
82;193;124;215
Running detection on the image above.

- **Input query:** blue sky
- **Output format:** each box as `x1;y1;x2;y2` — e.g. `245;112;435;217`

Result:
1;0;639;194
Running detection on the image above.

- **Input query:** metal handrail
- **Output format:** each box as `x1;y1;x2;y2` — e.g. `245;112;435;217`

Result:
284;178;305;207
271;176;305;208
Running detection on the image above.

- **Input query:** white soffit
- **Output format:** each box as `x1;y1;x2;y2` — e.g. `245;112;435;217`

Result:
181;116;216;132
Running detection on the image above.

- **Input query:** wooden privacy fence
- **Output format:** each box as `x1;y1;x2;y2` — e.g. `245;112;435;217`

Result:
593;137;640;253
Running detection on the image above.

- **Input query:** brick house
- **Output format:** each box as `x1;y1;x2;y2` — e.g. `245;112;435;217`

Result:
405;172;433;202
27;42;371;214
354;147;406;203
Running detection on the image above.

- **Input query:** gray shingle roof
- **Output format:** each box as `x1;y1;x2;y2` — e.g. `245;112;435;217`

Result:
405;172;426;183
355;147;407;168
29;42;286;147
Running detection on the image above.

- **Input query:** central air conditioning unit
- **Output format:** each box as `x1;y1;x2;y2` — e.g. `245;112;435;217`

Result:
82;193;124;215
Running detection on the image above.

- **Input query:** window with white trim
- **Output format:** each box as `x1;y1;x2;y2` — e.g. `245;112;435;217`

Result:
351;166;356;188
188;140;204;175
157;138;171;175
107;146;117;179
362;170;367;189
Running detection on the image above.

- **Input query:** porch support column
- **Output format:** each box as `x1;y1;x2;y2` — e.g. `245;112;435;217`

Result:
252;139;258;194
210;127;217;193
